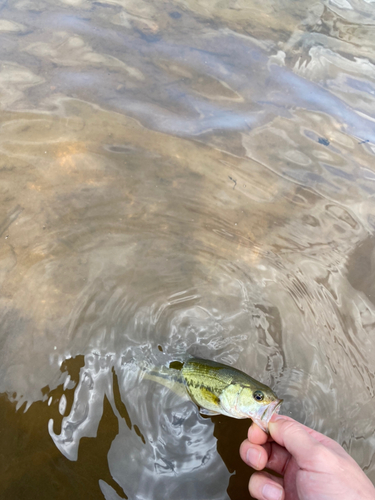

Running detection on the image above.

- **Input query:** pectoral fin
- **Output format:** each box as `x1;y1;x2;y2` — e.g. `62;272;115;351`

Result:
199;408;221;416
199;387;221;406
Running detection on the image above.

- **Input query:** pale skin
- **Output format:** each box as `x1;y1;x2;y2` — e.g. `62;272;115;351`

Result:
240;414;375;500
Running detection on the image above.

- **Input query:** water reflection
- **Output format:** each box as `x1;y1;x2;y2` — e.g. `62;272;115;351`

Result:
47;351;231;499
0;0;375;497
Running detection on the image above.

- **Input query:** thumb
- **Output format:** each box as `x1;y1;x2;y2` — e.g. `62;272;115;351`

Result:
268;415;327;470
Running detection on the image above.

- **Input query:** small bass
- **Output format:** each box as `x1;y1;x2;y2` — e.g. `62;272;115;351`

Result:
145;357;282;432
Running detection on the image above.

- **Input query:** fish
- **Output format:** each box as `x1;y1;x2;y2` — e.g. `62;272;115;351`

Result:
143;356;282;432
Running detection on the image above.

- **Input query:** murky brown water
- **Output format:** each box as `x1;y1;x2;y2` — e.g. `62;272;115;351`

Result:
1;0;375;498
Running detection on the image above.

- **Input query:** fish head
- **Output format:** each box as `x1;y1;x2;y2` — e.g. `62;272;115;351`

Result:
220;383;282;432
238;385;282;432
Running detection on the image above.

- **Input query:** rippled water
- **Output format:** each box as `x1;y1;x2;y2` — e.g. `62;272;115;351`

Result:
1;0;375;498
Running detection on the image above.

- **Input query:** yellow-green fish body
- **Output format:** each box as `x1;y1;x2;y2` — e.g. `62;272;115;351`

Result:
143;357;282;432
180;358;282;432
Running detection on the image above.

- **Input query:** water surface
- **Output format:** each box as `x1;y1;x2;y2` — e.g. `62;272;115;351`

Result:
1;0;375;498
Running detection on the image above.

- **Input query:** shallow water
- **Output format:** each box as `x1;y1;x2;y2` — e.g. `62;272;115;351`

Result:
1;0;375;498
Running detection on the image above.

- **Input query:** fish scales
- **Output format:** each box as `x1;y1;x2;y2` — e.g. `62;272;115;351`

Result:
182;358;271;390
180;357;282;429
142;356;282;431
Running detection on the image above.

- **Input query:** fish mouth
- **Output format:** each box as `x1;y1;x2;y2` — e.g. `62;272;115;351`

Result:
254;399;283;432
262;399;283;421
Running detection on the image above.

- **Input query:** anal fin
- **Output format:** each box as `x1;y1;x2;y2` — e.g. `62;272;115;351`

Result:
199;408;221;417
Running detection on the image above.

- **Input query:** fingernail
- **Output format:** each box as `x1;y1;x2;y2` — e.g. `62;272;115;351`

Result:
262;483;283;500
246;447;261;469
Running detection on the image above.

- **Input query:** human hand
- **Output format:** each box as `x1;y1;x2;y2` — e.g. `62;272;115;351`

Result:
240;414;375;500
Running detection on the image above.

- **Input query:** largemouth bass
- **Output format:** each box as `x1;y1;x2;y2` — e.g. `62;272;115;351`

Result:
144;357;282;432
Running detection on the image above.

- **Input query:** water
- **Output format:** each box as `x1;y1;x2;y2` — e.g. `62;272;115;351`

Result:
1;0;375;498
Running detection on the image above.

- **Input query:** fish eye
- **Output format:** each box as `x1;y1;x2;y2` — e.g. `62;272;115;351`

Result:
253;390;264;401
